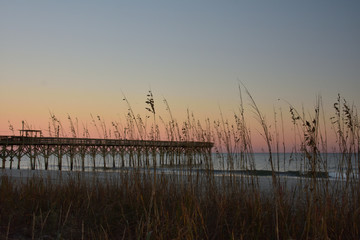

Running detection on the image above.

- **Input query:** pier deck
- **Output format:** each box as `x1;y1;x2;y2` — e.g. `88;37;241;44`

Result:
0;136;213;148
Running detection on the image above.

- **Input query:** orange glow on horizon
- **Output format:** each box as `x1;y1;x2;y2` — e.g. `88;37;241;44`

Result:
1;105;342;154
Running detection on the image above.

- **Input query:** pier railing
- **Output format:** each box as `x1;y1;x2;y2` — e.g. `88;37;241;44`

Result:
0;136;213;148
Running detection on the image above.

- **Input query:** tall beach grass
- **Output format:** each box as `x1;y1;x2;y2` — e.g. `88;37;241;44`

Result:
1;87;359;239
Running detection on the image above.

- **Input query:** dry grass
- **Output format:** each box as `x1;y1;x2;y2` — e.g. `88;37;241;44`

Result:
0;171;359;239
1;88;360;239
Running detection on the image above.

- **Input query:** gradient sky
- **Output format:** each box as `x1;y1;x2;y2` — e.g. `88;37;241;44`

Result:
1;1;359;149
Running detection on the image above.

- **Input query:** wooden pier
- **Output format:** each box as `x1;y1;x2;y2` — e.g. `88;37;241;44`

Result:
0;135;213;171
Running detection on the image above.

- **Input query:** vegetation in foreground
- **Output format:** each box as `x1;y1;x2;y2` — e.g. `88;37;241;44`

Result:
1;87;360;239
0;172;359;240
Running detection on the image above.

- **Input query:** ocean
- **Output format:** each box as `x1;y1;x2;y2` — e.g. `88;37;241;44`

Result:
2;152;359;180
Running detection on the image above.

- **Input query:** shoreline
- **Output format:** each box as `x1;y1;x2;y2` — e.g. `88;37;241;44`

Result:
1;167;348;193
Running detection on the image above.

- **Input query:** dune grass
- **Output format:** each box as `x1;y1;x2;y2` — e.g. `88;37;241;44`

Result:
1;88;360;239
0;171;359;239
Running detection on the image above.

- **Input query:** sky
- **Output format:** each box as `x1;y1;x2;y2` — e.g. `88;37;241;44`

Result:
1;1;359;150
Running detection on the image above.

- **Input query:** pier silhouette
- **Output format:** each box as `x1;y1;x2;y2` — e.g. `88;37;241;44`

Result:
0;130;213;171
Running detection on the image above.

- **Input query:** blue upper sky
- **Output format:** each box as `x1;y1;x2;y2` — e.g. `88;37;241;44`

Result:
1;1;359;129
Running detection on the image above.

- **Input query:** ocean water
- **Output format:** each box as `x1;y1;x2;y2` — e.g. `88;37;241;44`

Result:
213;152;359;179
2;152;359;180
